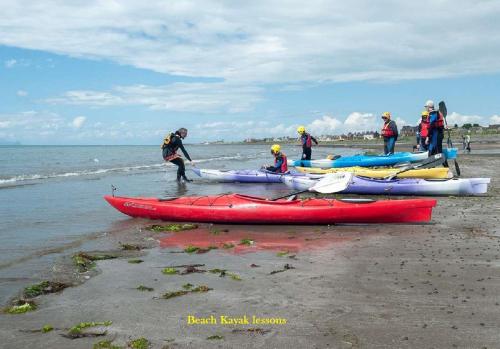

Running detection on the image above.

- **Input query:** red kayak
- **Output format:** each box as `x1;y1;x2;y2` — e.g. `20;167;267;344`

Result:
104;194;436;224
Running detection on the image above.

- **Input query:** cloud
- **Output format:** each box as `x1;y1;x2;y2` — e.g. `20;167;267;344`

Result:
16;90;28;97
446;112;486;126
71;116;86;128
1;1;500;83
46;82;263;113
490;115;500;124
4;59;17;68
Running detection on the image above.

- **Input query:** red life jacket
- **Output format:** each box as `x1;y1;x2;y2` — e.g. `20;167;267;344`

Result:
420;119;430;137
381;122;396;137
436;111;444;128
301;133;312;148
275;152;288;173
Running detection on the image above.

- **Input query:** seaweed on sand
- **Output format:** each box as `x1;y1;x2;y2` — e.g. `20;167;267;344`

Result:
147;224;198;232
160;285;212;299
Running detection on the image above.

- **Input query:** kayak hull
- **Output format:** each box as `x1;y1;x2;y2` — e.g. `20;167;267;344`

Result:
288;151;429;168
282;176;490;196
192;168;301;183
288;149;457;168
104;194;436;224
295;166;451;179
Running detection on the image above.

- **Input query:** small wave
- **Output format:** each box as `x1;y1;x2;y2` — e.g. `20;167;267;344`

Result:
0;154;260;186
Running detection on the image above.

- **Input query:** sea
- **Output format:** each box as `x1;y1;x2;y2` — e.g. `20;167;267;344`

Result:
0;144;359;303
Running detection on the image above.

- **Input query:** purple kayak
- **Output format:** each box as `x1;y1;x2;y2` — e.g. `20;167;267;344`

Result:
192;168;305;183
281;174;490;196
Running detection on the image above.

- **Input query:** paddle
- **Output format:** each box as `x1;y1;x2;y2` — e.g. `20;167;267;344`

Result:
384;153;446;180
439;101;461;176
270;172;353;200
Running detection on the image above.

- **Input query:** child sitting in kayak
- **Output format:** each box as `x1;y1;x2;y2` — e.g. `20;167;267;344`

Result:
264;144;288;173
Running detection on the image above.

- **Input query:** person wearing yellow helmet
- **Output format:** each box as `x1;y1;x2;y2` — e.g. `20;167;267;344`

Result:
297;125;318;160
264;144;288;173
380;112;398;155
418;111;430;151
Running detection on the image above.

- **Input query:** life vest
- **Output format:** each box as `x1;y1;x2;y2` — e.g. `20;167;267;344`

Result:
420;119;430;137
161;133;180;161
381;122;396;137
429;111;444;129
275;152;288;173
302;133;312;148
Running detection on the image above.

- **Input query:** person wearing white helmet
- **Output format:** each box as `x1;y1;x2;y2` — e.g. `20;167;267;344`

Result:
424;100;445;155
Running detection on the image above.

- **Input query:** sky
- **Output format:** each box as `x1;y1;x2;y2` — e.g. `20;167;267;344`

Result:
1;0;499;144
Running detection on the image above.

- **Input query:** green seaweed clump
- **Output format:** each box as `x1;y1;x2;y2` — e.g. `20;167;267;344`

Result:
6;300;37;314
120;243;142;251
184;245;199;253
128;259;144;264
222;243;234;249
128;337;150;349
72;253;96;272
93;340;123;349
227;273;242;281
208;268;227;275
276;251;289;257
239;238;254;246
148;223;198;232
161;267;178;275
136;285;154;292
161;285;212;299
23;280;69;298
68;321;112;335
41;324;54;333
207;335;224;340
182;283;194;290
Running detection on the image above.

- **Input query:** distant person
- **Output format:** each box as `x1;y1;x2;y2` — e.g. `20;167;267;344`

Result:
161;128;194;182
380;112;398;155
462;135;466;150
297;126;318;160
419;111;430;151
264;144;288;173
425;100;445;156
465;132;471;153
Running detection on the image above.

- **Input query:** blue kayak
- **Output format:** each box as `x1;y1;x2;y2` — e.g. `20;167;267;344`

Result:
288;148;457;168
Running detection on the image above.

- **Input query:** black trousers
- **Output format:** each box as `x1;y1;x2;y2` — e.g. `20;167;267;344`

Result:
169;157;186;180
302;148;312;160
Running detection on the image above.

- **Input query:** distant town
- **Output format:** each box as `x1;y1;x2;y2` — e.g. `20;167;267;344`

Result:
204;123;500;144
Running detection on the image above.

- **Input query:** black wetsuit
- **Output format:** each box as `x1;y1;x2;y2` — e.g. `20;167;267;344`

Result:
300;133;318;160
162;132;192;181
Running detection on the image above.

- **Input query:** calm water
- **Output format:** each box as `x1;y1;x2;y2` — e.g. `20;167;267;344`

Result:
0;144;359;302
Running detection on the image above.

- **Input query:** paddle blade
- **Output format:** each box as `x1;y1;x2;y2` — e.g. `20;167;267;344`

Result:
310;172;353;194
454;160;461;177
439;101;447;118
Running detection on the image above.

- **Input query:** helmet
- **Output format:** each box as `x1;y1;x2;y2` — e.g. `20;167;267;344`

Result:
381;112;391;119
424;100;434;108
297;126;306;134
421;111;429;118
271;144;281;154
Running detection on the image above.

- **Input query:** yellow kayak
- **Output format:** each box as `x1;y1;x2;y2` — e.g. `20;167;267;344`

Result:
295;166;451;179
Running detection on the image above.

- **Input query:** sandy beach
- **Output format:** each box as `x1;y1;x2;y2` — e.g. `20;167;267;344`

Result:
1;152;499;349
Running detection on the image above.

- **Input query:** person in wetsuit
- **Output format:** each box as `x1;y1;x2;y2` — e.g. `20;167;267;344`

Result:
264;144;288;173
297;126;318;160
161;128;193;182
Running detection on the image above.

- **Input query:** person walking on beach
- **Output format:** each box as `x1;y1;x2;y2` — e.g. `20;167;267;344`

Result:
419;111;430;151
465;132;471;153
161;128;194;182
264;144;288;173
425;100;445;156
297;126;318;160
381;112;398;155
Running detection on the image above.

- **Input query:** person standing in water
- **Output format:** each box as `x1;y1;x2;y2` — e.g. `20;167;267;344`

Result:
380;112;398;155
161;128;194;182
297;126;318;160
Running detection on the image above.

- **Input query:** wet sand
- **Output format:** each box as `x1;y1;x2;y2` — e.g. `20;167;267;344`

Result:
0;153;499;348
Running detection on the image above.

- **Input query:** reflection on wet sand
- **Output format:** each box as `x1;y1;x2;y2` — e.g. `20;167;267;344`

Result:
159;227;356;254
